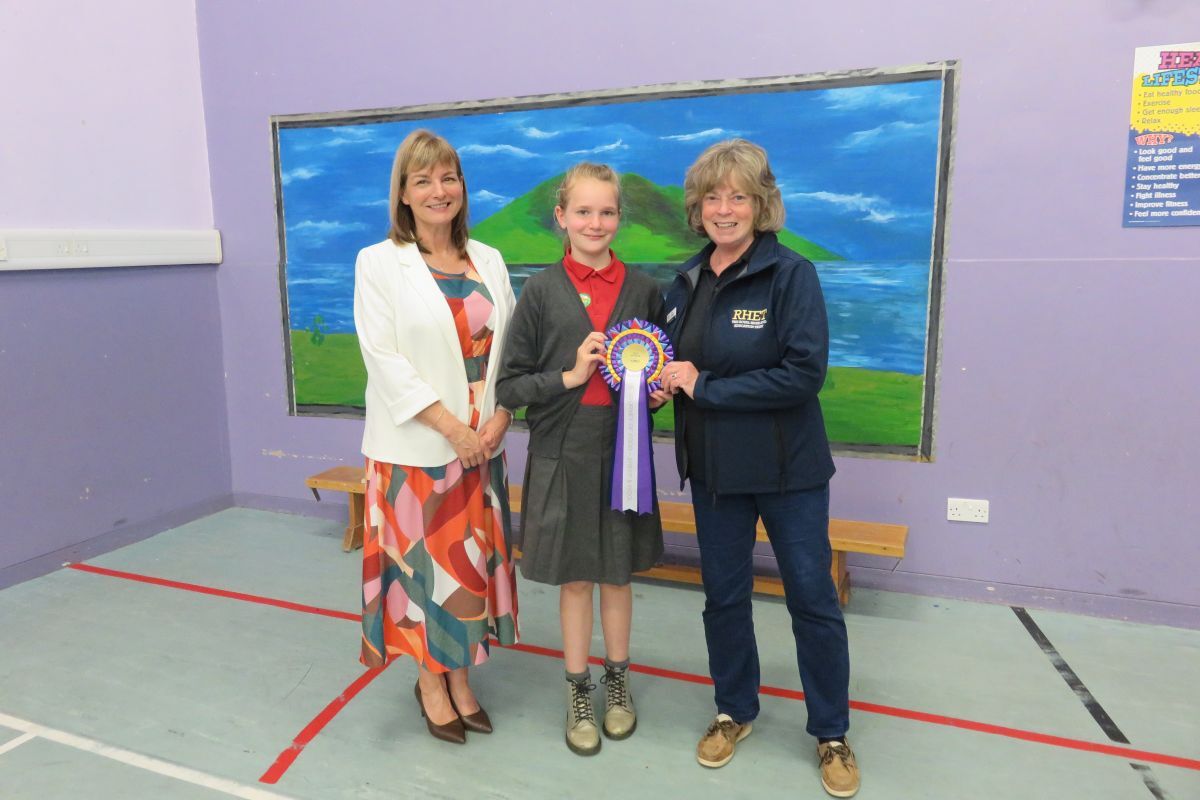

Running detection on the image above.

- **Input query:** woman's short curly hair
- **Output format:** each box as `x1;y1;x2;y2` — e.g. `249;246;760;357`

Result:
683;139;785;237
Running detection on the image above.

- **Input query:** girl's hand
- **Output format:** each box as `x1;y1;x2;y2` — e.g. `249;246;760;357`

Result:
563;331;607;389
478;409;512;453
648;388;673;409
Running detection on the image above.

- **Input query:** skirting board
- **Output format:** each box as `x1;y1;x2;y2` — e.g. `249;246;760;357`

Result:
0;494;235;591
0;228;222;271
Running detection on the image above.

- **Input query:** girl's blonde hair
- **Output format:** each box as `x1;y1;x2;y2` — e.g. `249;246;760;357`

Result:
388;129;470;255
556;162;622;213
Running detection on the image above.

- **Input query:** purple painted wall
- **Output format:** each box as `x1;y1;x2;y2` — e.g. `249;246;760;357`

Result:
0;1;230;577
195;0;1200;626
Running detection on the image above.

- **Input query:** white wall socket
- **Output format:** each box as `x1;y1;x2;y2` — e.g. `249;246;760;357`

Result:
947;497;989;523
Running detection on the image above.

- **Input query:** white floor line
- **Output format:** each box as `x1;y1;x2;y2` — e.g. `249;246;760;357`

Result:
0;732;37;757
0;712;297;800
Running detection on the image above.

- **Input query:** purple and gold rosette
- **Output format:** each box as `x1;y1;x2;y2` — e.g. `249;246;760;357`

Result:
600;319;674;514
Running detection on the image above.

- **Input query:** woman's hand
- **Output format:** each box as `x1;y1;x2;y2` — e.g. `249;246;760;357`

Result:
447;422;488;468
562;332;607;389
478;409;512;453
419;400;487;468
662;361;699;398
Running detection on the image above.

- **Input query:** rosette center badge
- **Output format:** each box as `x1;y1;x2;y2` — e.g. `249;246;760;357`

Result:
601;319;674;391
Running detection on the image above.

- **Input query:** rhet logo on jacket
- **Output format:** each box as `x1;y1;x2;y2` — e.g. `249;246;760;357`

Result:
730;308;768;329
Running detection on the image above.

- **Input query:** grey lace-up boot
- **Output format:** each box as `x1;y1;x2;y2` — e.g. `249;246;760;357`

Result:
601;664;636;739
565;678;600;755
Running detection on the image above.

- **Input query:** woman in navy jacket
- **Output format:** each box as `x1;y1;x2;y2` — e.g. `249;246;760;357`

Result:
660;139;859;798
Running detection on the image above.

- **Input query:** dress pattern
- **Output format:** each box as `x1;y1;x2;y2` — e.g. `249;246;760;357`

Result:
360;267;518;672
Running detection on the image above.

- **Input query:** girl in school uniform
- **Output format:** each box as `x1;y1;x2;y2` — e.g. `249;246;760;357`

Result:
497;163;668;756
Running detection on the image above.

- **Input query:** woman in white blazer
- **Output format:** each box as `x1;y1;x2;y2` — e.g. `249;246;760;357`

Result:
354;129;518;745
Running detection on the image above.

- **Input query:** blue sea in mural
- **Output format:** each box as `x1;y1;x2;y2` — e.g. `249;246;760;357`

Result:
280;80;942;376
287;259;928;375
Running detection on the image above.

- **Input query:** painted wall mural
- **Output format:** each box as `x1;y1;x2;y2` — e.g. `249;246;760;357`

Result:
273;64;955;457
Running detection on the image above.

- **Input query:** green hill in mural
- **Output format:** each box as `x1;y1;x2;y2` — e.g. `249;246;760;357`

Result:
472;172;842;263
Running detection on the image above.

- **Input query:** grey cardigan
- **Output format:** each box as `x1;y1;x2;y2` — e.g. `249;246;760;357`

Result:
496;262;665;458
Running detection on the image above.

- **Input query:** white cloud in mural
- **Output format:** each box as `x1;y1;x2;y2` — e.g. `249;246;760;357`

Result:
787;190;901;224
281;167;321;185
520;126;562;139
840;120;934;150
324;128;375;147
566;139;629;155
825;85;919;111
289;219;368;245
660;127;740;142
290;220;367;233
473;189;512;204
459;143;538;158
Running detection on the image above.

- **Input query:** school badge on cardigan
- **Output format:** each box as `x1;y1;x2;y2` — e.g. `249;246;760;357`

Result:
600;319;673;514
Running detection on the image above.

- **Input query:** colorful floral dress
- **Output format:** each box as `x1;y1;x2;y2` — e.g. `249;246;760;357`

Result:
360;266;519;672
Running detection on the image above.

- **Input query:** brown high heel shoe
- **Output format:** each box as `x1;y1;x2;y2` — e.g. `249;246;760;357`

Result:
448;692;493;734
415;680;466;744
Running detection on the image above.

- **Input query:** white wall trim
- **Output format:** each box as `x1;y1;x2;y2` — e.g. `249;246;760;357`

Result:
0;229;222;271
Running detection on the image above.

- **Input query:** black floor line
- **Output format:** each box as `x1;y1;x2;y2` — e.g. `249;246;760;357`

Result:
1011;606;1129;743
1013;607;1173;799
1132;763;1170;800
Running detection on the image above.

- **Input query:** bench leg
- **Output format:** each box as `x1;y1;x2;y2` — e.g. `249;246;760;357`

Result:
830;550;850;606
342;493;365;552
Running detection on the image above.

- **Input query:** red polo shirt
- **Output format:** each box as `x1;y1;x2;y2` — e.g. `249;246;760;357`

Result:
562;248;626;406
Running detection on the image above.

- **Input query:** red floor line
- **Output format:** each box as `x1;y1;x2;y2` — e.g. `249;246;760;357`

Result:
844;700;1200;771
67;561;1200;776
507;644;713;687
259;665;387;784
67;563;360;622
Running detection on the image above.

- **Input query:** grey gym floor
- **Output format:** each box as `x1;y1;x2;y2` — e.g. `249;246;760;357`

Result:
0;508;1196;799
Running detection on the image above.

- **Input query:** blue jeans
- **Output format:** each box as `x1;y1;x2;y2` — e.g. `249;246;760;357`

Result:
691;480;850;738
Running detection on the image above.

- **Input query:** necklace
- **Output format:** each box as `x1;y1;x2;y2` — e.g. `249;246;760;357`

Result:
425;253;475;277
426;261;468;276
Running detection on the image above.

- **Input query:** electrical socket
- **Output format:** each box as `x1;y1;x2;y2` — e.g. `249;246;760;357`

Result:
947;497;989;523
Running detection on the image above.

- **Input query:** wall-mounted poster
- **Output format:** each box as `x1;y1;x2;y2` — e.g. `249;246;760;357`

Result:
272;63;957;459
1124;42;1200;227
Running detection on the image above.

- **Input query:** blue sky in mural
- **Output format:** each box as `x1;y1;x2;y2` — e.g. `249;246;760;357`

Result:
278;79;943;374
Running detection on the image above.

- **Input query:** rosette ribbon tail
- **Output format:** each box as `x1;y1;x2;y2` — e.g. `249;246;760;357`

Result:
611;367;655;514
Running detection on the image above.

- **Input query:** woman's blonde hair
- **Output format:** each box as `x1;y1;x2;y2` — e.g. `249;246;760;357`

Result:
683;139;785;237
388;129;470;255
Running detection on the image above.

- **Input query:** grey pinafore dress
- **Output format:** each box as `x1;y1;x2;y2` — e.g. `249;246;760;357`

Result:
518;404;663;585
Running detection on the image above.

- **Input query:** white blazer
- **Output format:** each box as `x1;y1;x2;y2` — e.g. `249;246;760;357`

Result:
353;238;516;466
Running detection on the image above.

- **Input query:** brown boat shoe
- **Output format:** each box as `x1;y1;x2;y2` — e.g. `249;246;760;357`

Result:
817;739;860;797
696;714;752;768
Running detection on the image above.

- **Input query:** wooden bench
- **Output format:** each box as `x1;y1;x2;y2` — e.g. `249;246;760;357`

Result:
305;465;367;552
510;485;906;606
306;468;908;605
